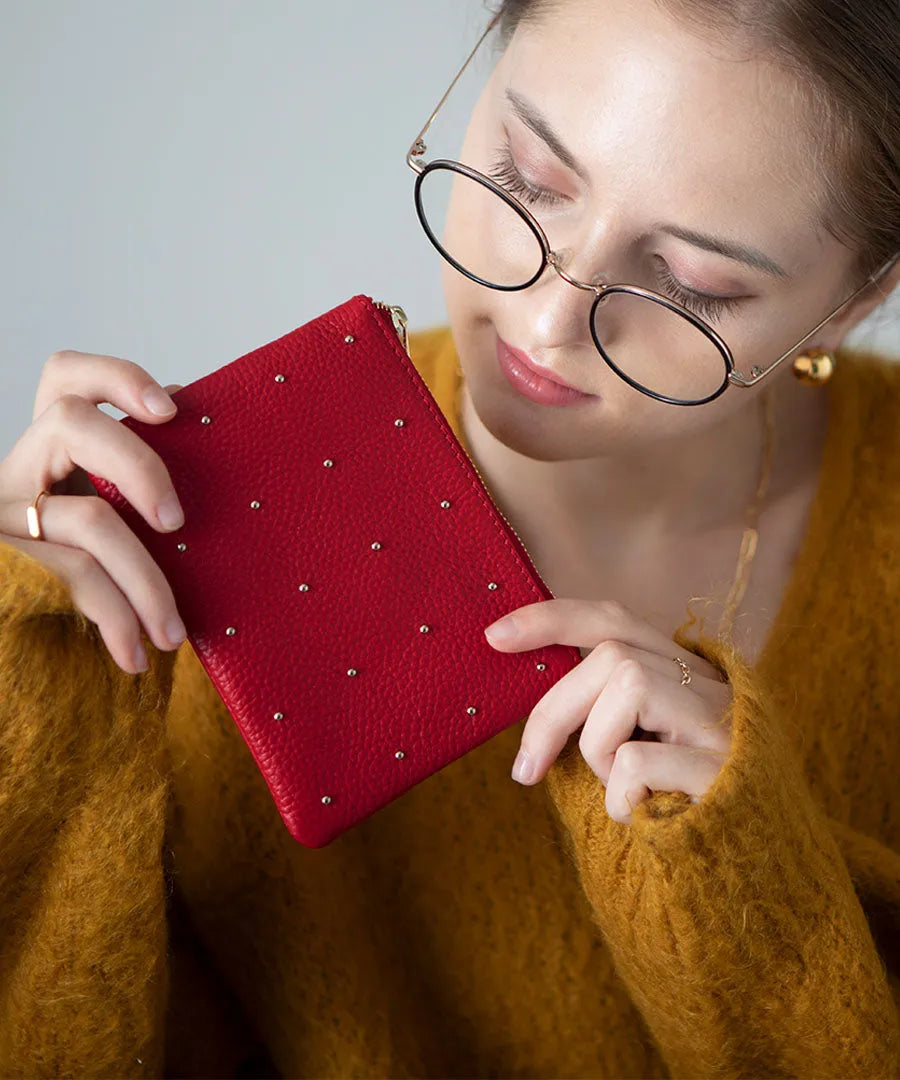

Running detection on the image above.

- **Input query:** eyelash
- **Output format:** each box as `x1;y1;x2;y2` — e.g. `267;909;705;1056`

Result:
488;142;567;209
653;262;742;324
487;141;743;324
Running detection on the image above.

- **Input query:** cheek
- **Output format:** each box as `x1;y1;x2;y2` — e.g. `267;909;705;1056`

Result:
441;261;493;367
441;171;501;278
440;93;496;257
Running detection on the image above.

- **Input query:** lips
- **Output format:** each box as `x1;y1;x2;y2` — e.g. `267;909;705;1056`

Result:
497;337;593;395
495;335;598;407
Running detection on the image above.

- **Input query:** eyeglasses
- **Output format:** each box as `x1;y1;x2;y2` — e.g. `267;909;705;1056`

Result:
406;12;899;406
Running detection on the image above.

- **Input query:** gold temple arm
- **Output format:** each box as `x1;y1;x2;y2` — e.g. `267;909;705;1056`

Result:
729;253;900;387
407;13;501;174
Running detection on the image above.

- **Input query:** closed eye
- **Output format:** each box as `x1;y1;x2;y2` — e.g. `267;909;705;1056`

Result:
654;261;743;324
487;141;568;209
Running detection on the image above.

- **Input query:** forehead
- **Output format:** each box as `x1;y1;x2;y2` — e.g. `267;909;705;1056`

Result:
497;0;825;262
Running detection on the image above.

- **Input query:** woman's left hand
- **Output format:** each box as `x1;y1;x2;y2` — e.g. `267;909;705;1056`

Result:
484;597;734;824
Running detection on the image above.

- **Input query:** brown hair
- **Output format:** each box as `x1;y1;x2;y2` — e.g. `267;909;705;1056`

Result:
489;0;899;296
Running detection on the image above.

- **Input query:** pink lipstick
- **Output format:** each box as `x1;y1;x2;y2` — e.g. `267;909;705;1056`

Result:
495;336;597;406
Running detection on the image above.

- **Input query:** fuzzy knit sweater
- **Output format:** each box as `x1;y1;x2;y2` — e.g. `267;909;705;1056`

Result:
1;325;900;1080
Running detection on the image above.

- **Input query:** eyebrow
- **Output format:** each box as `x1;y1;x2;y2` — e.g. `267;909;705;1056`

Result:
505;87;590;183
504;87;790;280
652;222;789;279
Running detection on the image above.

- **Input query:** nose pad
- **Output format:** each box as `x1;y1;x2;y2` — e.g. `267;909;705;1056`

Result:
547;249;606;291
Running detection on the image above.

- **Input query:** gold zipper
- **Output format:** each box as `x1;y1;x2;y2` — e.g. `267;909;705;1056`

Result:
372;298;545;581
372;300;410;357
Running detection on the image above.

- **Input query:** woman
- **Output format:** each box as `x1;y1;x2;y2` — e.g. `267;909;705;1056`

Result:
0;0;898;1076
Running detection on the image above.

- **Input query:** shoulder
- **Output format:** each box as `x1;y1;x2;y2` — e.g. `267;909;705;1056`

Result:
406;324;461;428
831;346;900;613
838;344;900;411
407;324;457;384
835;346;900;484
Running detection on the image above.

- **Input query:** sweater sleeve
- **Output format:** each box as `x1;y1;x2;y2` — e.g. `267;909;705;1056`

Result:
543;623;900;1079
0;538;178;1078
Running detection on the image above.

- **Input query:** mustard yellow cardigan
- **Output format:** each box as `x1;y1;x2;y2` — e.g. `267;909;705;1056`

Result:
1;326;900;1079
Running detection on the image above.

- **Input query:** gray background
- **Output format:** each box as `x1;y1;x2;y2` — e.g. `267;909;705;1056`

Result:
2;0;897;459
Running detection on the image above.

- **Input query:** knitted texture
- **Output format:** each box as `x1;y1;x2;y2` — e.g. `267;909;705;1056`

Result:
0;326;898;1079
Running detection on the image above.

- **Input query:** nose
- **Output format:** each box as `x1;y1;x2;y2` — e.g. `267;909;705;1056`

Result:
526;252;602;347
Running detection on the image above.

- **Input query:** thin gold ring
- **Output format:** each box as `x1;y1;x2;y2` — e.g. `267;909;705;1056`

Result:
26;488;52;540
672;656;692;686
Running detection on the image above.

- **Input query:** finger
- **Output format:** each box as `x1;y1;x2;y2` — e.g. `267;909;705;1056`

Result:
583;638;711;687
0;494;187;658
0;532;160;675
3;394;185;537
34;350;179;425
604;739;726;825
514;640;729;785
485;596;724;681
577;658;730;787
514;642;664;772
580;641;732;737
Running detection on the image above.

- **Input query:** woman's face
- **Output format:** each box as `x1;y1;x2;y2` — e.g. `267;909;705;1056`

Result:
441;0;861;460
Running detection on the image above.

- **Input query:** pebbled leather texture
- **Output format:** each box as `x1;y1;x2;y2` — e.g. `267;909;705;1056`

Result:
87;295;582;847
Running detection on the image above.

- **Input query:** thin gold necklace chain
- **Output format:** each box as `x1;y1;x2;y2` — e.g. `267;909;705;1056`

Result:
718;384;776;641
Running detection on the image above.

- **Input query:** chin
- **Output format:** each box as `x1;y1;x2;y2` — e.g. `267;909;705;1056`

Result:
458;349;608;464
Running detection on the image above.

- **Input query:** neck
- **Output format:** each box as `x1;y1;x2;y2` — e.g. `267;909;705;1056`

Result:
457;370;832;557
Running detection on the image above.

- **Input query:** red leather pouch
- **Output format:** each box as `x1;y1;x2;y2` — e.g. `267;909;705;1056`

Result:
87;295;581;847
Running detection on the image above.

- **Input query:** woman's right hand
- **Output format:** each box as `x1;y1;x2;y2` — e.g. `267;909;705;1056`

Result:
0;349;192;675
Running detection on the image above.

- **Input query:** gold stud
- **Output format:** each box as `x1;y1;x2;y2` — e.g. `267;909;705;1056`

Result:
420;624;430;633
275;373;285;382
299;583;310;592
177;542;187;552
467;706;477;715
322;795;332;804
371;541;381;550
440;500;451;509
201;415;211;425
250;500;261;509
536;662;546;671
347;668;358;677
273;711;284;721
323;459;334;468
226;626;236;636
395;750;405;760
345;334;355;344
394;418;405;427
488;582;498;590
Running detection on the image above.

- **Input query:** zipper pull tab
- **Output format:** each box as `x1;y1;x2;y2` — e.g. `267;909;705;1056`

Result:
373;301;410;357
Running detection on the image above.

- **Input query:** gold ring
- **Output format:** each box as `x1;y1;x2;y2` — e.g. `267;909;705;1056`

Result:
26;489;52;540
672;656;692;686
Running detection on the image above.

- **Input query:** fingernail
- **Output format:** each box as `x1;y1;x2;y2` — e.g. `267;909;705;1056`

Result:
157;493;184;531
142;386;177;416
511;748;533;784
485;615;517;642
166;615;187;647
134;642;149;672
